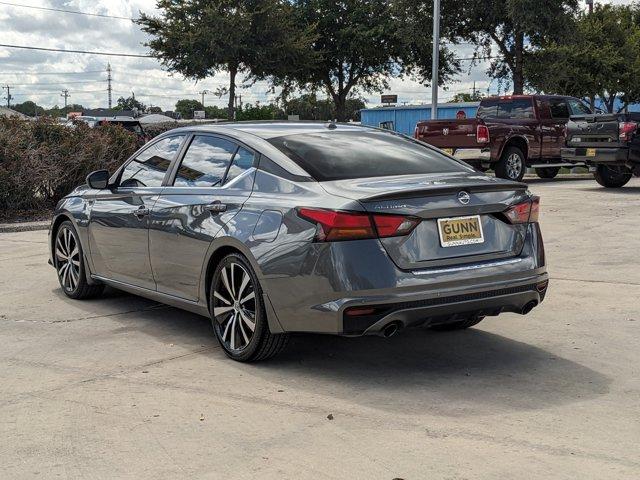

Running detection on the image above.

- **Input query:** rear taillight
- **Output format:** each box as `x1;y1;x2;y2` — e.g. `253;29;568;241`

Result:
414;126;419;139
297;208;420;242
476;124;490;144
504;196;540;224
619;121;637;141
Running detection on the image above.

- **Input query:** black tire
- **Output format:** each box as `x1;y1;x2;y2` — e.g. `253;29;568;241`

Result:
53;221;104;299
429;316;485;332
210;253;289;362
594;165;632;188
536;167;560;179
495;146;526;182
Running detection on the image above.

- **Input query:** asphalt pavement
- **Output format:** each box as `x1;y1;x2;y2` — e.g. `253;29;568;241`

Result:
1;177;639;479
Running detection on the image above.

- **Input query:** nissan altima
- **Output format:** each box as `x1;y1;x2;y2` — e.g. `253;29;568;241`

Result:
49;122;548;362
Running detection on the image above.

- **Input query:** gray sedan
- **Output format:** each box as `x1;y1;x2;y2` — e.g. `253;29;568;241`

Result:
49;122;548;362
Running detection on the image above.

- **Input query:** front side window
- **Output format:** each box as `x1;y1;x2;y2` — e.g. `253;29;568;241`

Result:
268;131;471;181
549;99;570;119
173;136;237;187
120;135;185;187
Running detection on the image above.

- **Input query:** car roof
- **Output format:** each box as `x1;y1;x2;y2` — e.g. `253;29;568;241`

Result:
174;121;370;140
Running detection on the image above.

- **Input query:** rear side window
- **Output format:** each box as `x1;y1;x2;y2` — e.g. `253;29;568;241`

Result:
174;135;237;187
477;99;498;119
549;98;570;119
225;146;255;184
567;98;591;116
120;135;185;187
497;99;535;119
267;131;471;181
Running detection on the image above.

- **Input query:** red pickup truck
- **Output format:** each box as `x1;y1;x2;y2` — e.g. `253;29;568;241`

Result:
414;95;592;181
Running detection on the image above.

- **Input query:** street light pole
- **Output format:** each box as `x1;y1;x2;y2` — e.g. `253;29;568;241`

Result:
431;0;441;120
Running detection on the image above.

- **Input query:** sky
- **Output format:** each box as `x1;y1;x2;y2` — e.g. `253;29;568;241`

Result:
0;0;633;112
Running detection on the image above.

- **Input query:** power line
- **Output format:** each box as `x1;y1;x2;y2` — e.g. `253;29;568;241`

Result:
8;80;106;86
0;1;134;21
0;43;153;58
0;70;104;76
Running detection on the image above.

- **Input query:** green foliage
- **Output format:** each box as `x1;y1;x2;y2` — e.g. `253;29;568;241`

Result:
114;95;146;112
175;99;205;119
138;0;316;120
277;1;407;121
448;92;485;103
11;101;45;117
235;103;284;121
0;117;139;214
525;4;640;112
449;0;579;94
283;94;365;121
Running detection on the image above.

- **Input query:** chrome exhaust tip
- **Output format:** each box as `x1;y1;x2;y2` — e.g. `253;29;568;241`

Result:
521;301;538;315
381;322;401;338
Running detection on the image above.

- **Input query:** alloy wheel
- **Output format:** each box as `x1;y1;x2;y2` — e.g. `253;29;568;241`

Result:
506;153;523;180
55;227;81;292
212;262;257;352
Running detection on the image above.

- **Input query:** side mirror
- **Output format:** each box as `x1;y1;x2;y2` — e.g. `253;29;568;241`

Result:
86;170;110;190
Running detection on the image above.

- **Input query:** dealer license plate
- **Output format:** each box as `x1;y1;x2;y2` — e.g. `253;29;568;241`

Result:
586;148;596;157
442;148;454;155
437;215;484;248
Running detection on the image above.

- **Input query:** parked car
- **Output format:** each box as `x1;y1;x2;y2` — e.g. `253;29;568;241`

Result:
48;122;548;362
70;115;149;146
562;113;640;188
414;95;592;181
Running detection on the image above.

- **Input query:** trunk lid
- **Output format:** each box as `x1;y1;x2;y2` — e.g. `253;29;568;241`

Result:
320;173;530;270
415;119;481;149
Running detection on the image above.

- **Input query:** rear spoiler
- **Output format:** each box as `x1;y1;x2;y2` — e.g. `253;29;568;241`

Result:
361;182;528;202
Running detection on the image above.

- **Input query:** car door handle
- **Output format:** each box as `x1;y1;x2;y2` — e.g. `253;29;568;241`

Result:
206;202;227;215
133;207;150;219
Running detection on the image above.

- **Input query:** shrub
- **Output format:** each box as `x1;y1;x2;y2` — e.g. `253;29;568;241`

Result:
0;116;139;215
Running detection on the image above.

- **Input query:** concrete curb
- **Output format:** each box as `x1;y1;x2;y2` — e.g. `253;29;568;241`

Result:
0;221;50;233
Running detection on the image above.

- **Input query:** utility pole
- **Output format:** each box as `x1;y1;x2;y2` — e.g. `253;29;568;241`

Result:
61;89;70;109
107;63;112;109
199;89;209;107
431;0;441;119
2;85;12;108
472;81;477;99
586;0;593;14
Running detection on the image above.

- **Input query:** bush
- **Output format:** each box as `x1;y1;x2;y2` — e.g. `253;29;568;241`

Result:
0;116;139;215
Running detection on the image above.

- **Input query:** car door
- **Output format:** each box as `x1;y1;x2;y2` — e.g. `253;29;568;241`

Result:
541;97;570;160
88;134;186;290
149;134;257;301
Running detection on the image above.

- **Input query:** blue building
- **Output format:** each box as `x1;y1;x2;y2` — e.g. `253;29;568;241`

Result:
360;102;480;136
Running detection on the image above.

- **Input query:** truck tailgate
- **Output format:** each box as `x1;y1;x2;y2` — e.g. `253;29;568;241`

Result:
415;119;481;149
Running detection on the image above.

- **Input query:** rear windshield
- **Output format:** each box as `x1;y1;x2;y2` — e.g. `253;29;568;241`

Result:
478;98;534;119
267;131;471;181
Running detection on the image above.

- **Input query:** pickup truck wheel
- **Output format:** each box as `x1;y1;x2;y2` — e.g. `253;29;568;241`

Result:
496;147;526;182
536;167;560;179
594;165;632;188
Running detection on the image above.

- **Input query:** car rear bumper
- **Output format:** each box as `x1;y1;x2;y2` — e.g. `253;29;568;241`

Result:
262;223;547;336
453;148;492;163
562;146;629;165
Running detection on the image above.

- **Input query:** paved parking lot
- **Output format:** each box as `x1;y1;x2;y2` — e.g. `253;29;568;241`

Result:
1;177;639;479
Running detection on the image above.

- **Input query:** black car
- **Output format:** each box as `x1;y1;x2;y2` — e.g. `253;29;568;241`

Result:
562;113;640;188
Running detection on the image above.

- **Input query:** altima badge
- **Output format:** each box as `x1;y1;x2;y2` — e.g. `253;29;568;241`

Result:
458;191;471;205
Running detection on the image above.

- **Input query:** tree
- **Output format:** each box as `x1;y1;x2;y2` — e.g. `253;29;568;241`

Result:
175;99;204;119
275;0;458;121
138;0;316;120
146;106;163;114
283;93;365;121
12;101;45;117
448;91;485;103
450;0;579;94
114;95;146;112
525;4;640;112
